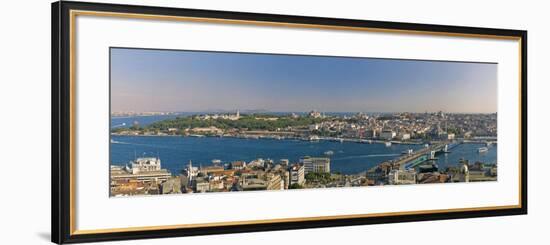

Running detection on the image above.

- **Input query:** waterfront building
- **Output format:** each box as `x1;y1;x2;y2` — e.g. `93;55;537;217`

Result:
363;129;377;139
388;169;417;185
399;133;411;140
300;156;330;174
130;157;162;174
231;161;246;170
289;164;305;186
379;130;396;140
110;158;172;188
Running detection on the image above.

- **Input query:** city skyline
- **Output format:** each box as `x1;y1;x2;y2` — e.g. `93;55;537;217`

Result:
111;48;497;113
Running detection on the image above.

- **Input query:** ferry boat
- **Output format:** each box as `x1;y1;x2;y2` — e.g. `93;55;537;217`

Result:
309;135;320;141
478;147;489;153
324;150;334;156
401;149;413;155
189;134;205;137
331;137;344;143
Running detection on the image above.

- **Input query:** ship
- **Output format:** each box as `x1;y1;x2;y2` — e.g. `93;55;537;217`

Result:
309;135;320;141
478;147;489;153
401;149;413;155
324;150;334;156
189;134;205;137
385;141;392;147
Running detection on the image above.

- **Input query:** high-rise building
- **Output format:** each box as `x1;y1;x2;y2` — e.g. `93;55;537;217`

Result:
266;173;284;190
289;164;305;185
300;156;330;174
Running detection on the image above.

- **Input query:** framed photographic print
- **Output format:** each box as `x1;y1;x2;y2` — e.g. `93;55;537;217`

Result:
52;1;527;244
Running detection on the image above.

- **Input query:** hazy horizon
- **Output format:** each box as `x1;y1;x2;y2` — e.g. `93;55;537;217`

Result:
111;109;497;114
111;48;497;113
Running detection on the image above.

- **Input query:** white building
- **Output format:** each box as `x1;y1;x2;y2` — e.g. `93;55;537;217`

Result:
289;164;305;186
130;157;162;174
300;156;330;174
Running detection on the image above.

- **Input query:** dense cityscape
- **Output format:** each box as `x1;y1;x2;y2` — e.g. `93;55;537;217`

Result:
110;110;497;196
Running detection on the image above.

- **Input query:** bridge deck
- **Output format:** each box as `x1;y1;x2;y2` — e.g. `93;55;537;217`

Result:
368;143;448;172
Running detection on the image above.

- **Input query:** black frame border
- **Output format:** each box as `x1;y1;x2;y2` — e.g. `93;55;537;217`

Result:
52;1;527;244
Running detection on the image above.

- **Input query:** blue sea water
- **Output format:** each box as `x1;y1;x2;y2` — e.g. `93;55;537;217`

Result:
110;135;497;175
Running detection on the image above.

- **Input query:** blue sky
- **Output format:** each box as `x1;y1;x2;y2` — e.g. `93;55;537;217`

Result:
111;48;497;113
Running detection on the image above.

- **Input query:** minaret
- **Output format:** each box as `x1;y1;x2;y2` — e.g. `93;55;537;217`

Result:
187;160;193;181
460;160;469;182
236;109;240;119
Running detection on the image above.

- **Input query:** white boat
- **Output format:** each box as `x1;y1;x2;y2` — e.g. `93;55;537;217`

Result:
401;149;413;155
324;150;334;156
309;135;320;141
385;141;392;147
478;147;489;153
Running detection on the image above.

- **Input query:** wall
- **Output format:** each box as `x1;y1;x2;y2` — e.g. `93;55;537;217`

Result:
0;0;547;244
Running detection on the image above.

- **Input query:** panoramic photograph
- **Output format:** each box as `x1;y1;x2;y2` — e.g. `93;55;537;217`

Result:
109;47;498;197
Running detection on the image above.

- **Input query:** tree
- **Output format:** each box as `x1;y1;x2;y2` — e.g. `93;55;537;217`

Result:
289;183;303;189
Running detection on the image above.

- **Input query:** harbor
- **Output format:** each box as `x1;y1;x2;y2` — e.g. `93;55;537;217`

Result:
111;135;497;176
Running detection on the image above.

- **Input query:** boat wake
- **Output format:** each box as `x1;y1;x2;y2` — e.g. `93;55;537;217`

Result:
110;139;129;144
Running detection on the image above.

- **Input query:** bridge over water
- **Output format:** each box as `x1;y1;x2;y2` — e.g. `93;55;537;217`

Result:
370;141;460;171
